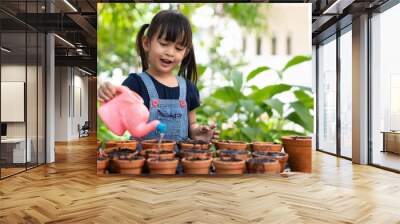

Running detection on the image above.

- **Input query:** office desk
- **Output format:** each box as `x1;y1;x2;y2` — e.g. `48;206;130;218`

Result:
382;131;400;154
1;138;31;163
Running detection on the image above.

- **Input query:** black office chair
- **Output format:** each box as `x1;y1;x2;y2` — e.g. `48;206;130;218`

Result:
78;121;90;138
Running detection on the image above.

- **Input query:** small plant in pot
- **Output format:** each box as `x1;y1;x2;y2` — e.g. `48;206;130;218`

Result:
213;158;246;174
214;140;248;151
181;149;213;174
179;139;211;150
251;142;282;152
247;158;280;174
147;158;179;175
252;151;289;173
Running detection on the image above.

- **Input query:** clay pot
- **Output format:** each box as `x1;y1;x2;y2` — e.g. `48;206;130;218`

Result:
147;158;179;174
104;140;137;153
213;158;246;174
179;140;211;150
214;140;248;150
146;150;176;160
247;158;280;174
107;148;137;160
97;157;109;174
141;139;176;151
182;158;212;174
251;142;282;152
217;149;249;161
252;151;289;172
281;136;312;173
114;156;145;174
183;149;212;160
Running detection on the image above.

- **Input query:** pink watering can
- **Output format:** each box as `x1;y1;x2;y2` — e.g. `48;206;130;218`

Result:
98;86;166;138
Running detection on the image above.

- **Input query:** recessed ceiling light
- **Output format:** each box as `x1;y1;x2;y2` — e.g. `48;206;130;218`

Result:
1;47;11;53
63;0;78;12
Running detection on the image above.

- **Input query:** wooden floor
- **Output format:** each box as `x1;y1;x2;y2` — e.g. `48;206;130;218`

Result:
1;136;400;223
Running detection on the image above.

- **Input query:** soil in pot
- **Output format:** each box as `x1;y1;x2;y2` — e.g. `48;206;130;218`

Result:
114;156;145;174
179;139;211;150
108;148;137;160
214;140;248;150
141;139;176;151
105;140;137;153
97;157;109;174
281;136;312;173
217;149;249;161
251;142;282;152
247;158;280;174
182;158;212;174
147;158;179;175
183;149;212;160
213;158;246;174
252;151;288;173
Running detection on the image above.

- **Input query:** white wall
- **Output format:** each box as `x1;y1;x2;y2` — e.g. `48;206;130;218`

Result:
54;67;89;141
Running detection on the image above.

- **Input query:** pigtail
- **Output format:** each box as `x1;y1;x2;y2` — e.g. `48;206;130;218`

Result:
136;24;150;71
178;47;198;84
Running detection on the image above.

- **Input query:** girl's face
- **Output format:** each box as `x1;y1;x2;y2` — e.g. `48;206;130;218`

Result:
143;34;188;75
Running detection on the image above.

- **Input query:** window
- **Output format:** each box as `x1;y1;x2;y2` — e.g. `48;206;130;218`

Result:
317;36;337;154
286;35;292;55
371;3;400;171
256;36;261;55
339;28;352;158
271;36;277;55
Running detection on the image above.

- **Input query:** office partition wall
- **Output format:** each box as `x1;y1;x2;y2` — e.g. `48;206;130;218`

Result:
0;0;47;179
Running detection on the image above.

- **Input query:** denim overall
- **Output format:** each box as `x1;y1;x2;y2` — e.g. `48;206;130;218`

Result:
138;72;189;145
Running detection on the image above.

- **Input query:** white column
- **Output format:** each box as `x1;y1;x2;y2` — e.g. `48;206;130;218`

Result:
352;14;369;164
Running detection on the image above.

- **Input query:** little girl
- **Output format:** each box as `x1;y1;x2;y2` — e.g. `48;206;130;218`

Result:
98;10;218;143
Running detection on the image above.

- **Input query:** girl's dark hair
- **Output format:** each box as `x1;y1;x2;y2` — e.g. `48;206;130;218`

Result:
136;10;198;84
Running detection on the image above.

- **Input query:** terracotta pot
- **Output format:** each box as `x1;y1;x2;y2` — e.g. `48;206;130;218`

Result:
107;148;137;160
179;140;211;150
141;139;176;151
147;158;179;174
217;150;249;161
281;136;312;173
247;158;280;174
114;157;145;174
104;140;137;153
182;158;212;174
251;142;282;152
252;151;289;173
97;158;109;174
146;150;176;160
213;158;246;174
183;149;212;160
214;140;248;150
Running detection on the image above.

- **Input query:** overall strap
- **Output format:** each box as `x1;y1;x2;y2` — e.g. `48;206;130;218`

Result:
138;72;159;99
177;76;187;101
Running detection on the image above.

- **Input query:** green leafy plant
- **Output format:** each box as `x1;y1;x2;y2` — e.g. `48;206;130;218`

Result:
197;55;313;143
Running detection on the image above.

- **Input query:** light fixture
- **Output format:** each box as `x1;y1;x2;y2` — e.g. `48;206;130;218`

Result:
322;0;354;15
1;47;11;53
78;67;92;76
63;0;78;12
54;34;75;48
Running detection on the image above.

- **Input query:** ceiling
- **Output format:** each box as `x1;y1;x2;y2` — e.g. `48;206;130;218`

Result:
0;0;97;75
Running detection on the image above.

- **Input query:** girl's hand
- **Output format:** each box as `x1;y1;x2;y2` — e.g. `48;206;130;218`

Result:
191;124;219;143
98;81;117;102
